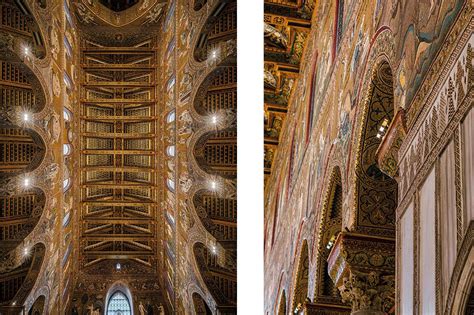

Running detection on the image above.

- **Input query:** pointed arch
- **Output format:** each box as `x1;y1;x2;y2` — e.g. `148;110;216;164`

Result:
291;240;309;312
194;65;237;116
313;167;347;306
193;242;236;312
353;60;397;235
277;290;287;315
192;292;212;315
28;295;45;315
193;190;237;245
0;187;45;257
104;281;134;315
0;0;46;59
0;125;45;178
193;0;237;62
0;243;45;307
194;130;237;179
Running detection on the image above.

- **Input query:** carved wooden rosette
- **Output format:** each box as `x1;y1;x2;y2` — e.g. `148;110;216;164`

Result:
375;110;407;179
327;233;395;315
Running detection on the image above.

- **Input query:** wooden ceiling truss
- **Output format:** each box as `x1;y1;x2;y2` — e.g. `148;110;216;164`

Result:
79;40;158;270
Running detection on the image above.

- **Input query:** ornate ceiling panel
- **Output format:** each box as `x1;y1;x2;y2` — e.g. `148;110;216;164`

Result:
73;0;167;46
79;40;159;271
74;0;166;28
263;0;314;183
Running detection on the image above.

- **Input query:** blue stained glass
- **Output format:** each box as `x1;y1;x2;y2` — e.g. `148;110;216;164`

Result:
107;291;131;315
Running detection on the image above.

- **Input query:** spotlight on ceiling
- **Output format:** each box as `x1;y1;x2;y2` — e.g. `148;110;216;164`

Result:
210;49;219;60
116;262;121;270
210;180;217;191
23;246;29;257
22;112;30;122
211;245;217;255
23;45;30;57
23;177;31;188
211;115;218;124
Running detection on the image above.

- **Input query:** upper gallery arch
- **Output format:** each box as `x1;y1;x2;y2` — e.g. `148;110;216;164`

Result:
0;46;48;117
0;243;46;308
193;242;237;312
193;0;236;62
0;0;46;59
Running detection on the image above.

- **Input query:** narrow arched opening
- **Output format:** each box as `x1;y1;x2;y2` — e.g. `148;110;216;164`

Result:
0;187;45;257
312;167;350;313
28;295;45;315
0;0;46;59
192;292;212;315
193;190;237;246
291;240;309;313
106;291;132;315
0;243;45;307
465;285;474;314
193;0;236;62
193;242;236;313
277;290;286;315
194;130;237;179
0;125;45;179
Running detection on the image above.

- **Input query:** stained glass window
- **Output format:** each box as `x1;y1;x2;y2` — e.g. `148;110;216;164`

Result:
107;291;131;315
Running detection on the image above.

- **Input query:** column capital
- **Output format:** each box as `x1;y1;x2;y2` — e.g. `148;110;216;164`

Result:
327;233;395;314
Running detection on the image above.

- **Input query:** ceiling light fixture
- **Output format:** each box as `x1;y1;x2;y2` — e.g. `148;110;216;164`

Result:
210;49;219;60
23;177;31;188
23;45;30;57
210;181;217;191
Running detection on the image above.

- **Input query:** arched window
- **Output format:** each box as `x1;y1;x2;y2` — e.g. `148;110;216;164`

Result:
167;145;175;157
166;110;176;123
63;167;72;192
107;291;132;315
63;143;72;156
167;178;175;192
306;52;318;144
63;178;71;192
63;108;72;121
63;211;71;227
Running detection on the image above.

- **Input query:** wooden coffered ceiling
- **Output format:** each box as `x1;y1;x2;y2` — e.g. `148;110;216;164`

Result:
79;40;159;271
264;0;314;183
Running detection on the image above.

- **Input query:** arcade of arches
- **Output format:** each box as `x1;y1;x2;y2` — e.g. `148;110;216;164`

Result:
0;0;236;314
264;0;474;315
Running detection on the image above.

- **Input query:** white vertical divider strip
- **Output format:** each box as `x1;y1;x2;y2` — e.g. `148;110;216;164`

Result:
419;167;437;315
439;140;457;309
462;107;474;229
237;0;264;313
400;201;414;315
